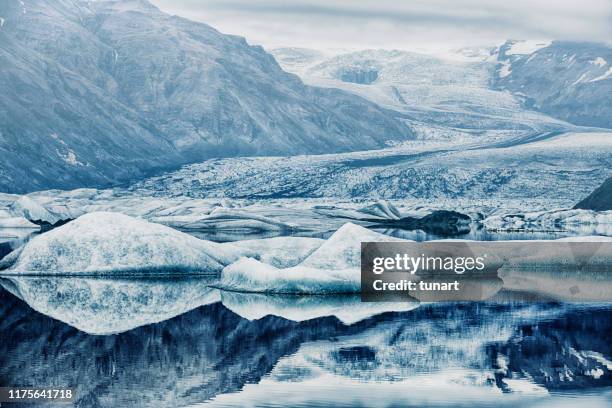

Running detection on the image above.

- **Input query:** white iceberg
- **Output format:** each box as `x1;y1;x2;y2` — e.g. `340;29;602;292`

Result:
220;257;360;294
151;207;297;232
0;217;39;229
300;223;406;270
8;196;65;225
1;212;243;275
219;223;407;294
224;236;324;268
357;200;402;220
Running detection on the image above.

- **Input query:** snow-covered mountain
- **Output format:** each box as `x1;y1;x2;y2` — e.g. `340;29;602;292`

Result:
270;47;571;135
494;40;612;128
0;0;412;193
271;41;612;131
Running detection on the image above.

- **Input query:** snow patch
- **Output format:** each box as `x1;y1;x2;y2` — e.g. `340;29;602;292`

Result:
505;40;551;56
571;73;588;86
588;67;612;82
498;60;512;78
591;57;607;67
61;150;83;166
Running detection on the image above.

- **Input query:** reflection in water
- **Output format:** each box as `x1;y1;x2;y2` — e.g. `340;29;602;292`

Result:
0;277;220;335
0;281;610;407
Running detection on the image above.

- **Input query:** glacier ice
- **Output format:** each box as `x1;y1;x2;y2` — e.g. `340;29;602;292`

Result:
219;223;406;294
484;209;612;236
224;236;324;268
8;196;66;225
1;212;244;275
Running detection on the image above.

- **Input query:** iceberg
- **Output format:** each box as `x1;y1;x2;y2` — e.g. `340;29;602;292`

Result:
357;200;402;220
300;223;406;270
0;277;221;335
1;212;243;275
224;236;324;268
220;257;360;294
219;223;406;294
0;217;39;229
8;196;66;225
151;208;298;232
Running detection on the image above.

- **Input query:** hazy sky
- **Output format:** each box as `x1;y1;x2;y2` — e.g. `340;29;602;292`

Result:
150;0;612;51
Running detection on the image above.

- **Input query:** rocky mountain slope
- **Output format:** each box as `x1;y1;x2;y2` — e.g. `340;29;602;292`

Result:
575;177;612;211
494;40;612;128
0;0;412;193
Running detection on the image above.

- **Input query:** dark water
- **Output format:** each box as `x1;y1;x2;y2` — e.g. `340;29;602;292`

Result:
0;281;611;408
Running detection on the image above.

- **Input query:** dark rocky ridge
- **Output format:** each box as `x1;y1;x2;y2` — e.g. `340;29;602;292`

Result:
574;177;612;211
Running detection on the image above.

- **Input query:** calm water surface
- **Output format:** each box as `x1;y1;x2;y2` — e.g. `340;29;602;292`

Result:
0;282;611;407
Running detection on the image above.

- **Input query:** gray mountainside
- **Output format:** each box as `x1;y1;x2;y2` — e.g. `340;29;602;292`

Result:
0;0;412;193
494;40;612;128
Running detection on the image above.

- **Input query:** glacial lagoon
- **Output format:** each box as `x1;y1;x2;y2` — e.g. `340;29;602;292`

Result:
0;212;611;407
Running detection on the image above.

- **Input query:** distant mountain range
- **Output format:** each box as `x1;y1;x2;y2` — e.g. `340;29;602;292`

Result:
0;0;412;193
